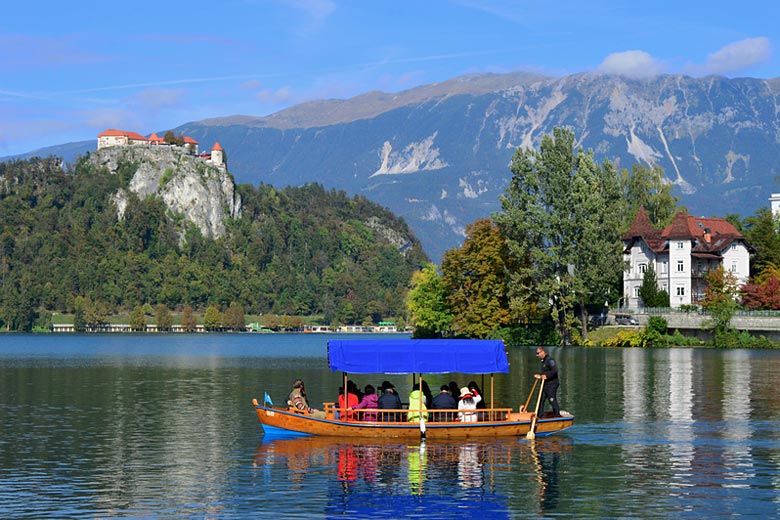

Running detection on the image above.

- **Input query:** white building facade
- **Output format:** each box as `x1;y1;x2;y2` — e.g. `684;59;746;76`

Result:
623;208;752;309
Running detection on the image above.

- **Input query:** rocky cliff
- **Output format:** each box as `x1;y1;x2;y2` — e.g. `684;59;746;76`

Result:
89;146;241;239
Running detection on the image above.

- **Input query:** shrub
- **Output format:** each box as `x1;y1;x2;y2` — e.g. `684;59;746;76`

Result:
647;316;668;335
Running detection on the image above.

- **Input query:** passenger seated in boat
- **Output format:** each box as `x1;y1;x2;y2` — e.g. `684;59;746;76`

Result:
287;378;326;418
337;381;360;421
420;380;433;408
351;384;379;422
377;381;402;422
432;384;457;422
458;386;481;422
407;387;429;422
468;380;487;420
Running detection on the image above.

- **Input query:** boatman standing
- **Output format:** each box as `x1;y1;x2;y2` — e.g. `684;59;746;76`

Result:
534;347;560;417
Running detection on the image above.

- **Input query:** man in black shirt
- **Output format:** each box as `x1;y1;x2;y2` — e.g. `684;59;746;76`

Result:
432;384;457;421
534;347;560;417
377;381;403;422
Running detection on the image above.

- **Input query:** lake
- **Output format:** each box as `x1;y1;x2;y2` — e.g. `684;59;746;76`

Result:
1;334;779;518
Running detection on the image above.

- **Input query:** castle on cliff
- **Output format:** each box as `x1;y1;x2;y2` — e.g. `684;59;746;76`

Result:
97;129;224;167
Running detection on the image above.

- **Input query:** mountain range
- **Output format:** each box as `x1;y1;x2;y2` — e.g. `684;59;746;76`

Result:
10;71;780;262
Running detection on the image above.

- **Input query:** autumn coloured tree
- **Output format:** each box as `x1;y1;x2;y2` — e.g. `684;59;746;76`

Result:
130;305;146;331
440;219;514;338
701;266;741;334
155;304;173;331
741;265;780;310
181;305;197;331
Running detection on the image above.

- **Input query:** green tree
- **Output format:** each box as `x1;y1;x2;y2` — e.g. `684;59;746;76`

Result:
181;304;197;332
495;127;625;344
742;208;780;276
440;219;514;338
638;263;669;308
130;304;146;331
155;303;173;331
406;263;453;338
622;164;680;230
203;305;222;331
73;297;87;332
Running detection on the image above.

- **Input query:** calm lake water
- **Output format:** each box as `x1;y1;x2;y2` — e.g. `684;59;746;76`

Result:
1;334;780;518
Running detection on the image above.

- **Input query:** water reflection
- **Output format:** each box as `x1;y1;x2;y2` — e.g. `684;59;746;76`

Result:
253;436;572;518
722;350;755;488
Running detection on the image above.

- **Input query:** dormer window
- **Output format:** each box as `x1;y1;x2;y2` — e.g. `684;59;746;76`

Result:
677;242;684;249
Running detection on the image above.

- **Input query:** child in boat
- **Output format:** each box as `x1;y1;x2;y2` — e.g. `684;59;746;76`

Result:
458;386;481;422
351;384;379;422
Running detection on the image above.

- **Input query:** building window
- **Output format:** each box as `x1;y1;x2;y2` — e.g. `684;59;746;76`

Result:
677;242;684;249
660;261;668;274
731;263;737;272
676;287;685;296
633;287;639;297
731;243;737;250
639;263;647;274
677;260;684;272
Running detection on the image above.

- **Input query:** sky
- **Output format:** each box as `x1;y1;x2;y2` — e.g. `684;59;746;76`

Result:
2;0;779;157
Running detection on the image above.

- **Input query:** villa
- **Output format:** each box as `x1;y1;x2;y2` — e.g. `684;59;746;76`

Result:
622;207;752;309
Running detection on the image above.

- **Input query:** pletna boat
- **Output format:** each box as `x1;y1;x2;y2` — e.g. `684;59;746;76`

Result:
251;339;574;439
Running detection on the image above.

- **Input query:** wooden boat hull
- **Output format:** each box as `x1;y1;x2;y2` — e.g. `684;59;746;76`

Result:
253;401;574;439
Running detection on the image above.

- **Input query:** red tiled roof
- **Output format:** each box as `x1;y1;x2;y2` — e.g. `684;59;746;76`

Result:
661;213;743;240
97;129;148;141
622;206;666;252
211;141;223;151
624;208;748;256
183;136;199;144
661;212;692;239
622;206;658;240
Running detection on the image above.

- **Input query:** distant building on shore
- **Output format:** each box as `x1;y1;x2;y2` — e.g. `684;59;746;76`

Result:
771;193;780;218
96;129;224;167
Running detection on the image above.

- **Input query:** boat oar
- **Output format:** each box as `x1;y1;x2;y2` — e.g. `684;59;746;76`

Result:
526;379;545;440
521;378;539;412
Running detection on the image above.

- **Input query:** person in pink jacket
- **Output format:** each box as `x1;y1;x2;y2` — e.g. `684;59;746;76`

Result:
352;384;379;422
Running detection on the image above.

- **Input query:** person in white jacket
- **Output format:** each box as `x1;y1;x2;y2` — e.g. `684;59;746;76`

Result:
457;386;481;422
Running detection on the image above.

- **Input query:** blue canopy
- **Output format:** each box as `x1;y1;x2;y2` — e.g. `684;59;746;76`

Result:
327;339;509;374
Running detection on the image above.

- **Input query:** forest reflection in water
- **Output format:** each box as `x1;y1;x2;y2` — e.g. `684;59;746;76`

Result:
252;435;572;518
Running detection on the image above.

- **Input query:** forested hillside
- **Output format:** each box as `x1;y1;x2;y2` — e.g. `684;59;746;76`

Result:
0;157;428;331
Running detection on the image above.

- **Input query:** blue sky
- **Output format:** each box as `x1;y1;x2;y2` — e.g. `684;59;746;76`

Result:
2;0;778;157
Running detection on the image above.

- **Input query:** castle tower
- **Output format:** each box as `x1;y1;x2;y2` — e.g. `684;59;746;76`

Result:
210;142;224;166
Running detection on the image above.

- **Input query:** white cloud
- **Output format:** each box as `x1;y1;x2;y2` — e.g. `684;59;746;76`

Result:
702;37;771;75
596;50;666;79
